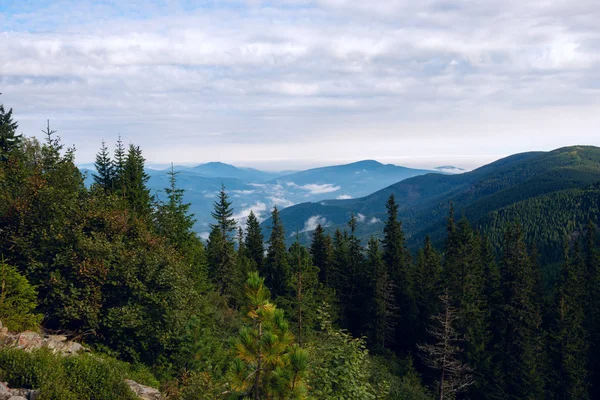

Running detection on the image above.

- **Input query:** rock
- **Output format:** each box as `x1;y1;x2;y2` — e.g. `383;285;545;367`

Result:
8;397;27;400
15;332;43;351
125;380;162;400
47;335;67;342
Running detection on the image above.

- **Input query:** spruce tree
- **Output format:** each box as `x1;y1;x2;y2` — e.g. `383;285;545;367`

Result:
285;241;320;345
123;144;152;217
548;241;589;399
0;96;21;159
382;193;416;352
367;236;397;351
264;207;290;298
499;223;545;400
415;235;442;344
113;136;126;194
210;185;237;241
584;221;600;398
344;213;367;336
310;224;331;285
156;163;196;247
93;140;114;191
244;210;265;270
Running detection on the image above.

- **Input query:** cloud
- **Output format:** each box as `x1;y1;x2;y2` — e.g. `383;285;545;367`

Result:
336;194;352;199
369;217;381;224
268;196;295;208
232;189;256;195
301;215;329;233
2;0;600;167
233;201;268;226
199;231;210;240
288;182;341;194
356;213;366;222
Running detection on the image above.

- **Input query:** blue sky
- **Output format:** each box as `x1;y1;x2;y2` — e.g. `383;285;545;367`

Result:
1;0;600;170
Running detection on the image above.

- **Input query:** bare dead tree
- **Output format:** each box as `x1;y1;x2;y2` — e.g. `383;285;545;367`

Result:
417;289;474;400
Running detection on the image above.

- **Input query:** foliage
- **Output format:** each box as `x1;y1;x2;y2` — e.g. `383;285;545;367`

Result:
229;272;308;399
0;258;42;332
0;347;157;400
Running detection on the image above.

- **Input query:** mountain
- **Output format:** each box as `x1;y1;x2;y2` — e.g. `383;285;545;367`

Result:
268;146;600;264
269;160;434;199
80;159;434;240
191;162;283;182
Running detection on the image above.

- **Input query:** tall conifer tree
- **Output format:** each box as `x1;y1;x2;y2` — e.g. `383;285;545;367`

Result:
548;242;589;399
499;223;545;400
244;211;265;270
93;140;114;191
584;221;600;398
0;96;21;159
264;207;290;298
123;144;152;217
310;224;331;285
382;194;416;352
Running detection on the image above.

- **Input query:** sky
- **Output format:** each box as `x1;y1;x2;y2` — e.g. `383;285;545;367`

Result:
1;0;600;170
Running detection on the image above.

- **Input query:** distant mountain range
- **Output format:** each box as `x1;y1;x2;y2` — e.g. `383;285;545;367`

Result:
265;146;600;265
80;159;435;239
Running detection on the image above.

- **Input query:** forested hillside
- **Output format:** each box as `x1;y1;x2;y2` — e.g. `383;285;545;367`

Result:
273;146;600;265
2;100;600;399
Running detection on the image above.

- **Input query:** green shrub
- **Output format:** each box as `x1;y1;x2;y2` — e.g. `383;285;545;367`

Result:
0;347;158;400
0;258;42;331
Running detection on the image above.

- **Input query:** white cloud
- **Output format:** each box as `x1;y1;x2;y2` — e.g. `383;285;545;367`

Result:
268;196;295;208
301;215;329;233
356;213;366;222
232;189;256;195
2;0;600;167
199;231;210;240
336;194;352;199
287;182;341;194
369;217;381;224
233;201;268;226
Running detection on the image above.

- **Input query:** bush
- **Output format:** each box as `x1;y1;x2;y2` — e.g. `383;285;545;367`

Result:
0;258;42;332
0;347;158;400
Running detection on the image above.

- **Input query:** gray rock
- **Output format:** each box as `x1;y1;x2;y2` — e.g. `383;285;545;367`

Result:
125;380;162;400
8;396;27;400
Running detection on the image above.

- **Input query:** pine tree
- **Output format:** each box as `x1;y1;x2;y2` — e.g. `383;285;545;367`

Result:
264;207;290;298
244;210;265;270
0;96;21;159
93;140;115;191
548;242;589;399
210;185;237;241
382;193;416;352
499;223;545;400
229;272;308;399
584;221;600;398
310;224;331;285
123;144;152;217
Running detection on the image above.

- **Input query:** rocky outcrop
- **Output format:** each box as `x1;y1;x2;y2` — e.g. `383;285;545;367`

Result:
125;380;162;400
0;381;38;400
0;321;161;399
0;326;87;355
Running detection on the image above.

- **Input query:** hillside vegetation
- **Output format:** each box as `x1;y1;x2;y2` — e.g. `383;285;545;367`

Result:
2;98;600;399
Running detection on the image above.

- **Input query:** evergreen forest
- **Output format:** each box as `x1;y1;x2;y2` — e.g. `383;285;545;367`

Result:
1;99;600;400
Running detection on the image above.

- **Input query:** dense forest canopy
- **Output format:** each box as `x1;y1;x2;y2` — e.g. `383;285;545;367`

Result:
1;99;600;399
